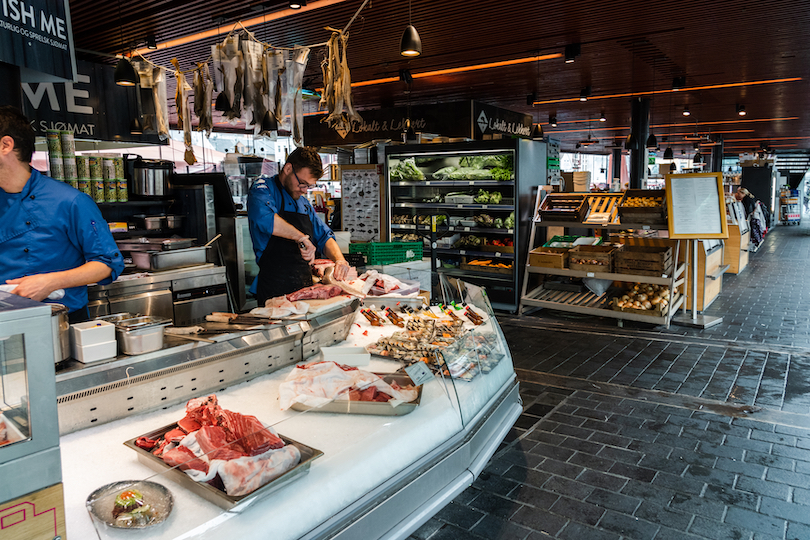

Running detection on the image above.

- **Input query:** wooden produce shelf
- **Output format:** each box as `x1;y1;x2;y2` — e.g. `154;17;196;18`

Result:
525;263;685;286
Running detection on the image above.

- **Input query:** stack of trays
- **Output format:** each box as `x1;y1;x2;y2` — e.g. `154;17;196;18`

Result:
70;320;116;363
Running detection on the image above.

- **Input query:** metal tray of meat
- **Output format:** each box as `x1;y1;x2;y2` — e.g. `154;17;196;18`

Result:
123;423;323;510
289;373;422;416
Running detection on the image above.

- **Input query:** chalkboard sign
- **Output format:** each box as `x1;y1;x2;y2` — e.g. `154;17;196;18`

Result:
341;165;383;242
665;173;729;239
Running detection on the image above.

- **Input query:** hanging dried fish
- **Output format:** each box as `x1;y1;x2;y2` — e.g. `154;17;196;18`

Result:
171;58;196;165
193;62;214;136
152;66;169;141
211;41;230;112
241;39;264;130
260;49;284;137
288;46;310;146
320;28;361;138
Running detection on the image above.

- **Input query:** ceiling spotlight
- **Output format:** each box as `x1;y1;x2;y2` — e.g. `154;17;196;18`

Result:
146;33;158;50
599;111;606;122
531;124;544;140
576;143;582;149
737;104;746;116
579;86;591;102
663;147;674;160
693;151;702;163
672;76;686;91
400;24;422;57
114;57;139;86
526;93;536;106
681;149;686;155
682;106;691;117
549;116;557;127
564;43;581;64
646;133;658;150
289;0;306;8
130;115;143;135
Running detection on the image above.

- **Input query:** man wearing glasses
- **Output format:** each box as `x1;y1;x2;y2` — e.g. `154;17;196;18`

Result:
247;147;350;305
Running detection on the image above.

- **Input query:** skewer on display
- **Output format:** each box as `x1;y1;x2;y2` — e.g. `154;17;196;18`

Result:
360;309;384;326
464;307;484;325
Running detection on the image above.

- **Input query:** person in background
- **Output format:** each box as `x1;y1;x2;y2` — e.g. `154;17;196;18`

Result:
735;187;756;217
0;106;124;323
247;147;349;306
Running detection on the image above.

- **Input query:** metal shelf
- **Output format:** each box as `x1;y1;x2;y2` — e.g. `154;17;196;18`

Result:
435;248;515;259
391;224;515;235
394;202;514;210
532;218;666;231
391;180;514;187
520;286;685;325
437;267;514;282
526;263;686;286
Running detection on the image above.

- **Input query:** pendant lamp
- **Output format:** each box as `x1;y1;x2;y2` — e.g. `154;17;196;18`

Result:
669;162;677;172
400;0;421;57
693;151;702;164
531;123;544;140
625;132;636;150
646;133;657;150
114;57;139;87
130;115;143;134
663;147;674;160
261;110;278;132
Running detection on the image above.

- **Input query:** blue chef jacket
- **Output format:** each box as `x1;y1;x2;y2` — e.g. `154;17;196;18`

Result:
246;175;336;294
0;168;124;313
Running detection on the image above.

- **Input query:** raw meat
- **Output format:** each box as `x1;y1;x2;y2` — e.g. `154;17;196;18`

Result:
196;425;247;461
164;428;187;444
163;446;209;473
184;395;220;426
216;409;285;454
278;361;418;410
178;417;202;434
287;284;343;302
134;436;158;450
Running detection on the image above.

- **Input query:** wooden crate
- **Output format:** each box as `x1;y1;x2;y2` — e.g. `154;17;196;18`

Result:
568;245;617;273
479;244;515;254
528;246;569;269
617;189;667;225
538;193;590;222
610;295;675;316
614;246;673;276
460;257;513;275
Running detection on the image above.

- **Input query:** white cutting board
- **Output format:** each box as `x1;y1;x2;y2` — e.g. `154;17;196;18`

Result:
289;295;355;319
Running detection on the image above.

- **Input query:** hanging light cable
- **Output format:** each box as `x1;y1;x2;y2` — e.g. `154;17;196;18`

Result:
400;0;421;57
646;59;658;149
114;0;138;86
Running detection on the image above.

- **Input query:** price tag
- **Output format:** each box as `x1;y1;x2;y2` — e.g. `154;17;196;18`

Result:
464;227;470;232
459;250;466;255
495;252;502;257
481;205;488;209
586;272;595;277
425;181;431;186
457;204;464;208
405;361;434;386
285;323;301;334
469;181;475;186
508;229;514;234
642;225;651;230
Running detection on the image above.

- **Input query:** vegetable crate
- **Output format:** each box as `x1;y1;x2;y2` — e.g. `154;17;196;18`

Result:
614;246;673;277
349;242;423;265
568;245;619;273
460;257;513;275
528;246;569;269
543;235;603;248
610;296;671;316
479;244;515;254
617;189;667;226
537;194;590;222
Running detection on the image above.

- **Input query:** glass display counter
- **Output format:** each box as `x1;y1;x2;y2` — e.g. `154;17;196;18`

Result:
60;281;520;540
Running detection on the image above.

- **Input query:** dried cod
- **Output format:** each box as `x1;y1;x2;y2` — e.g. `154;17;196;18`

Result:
320;28;362;138
171;58;196;165
193;62;214;136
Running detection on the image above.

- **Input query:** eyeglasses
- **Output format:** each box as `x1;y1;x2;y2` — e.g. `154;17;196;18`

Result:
292;167;316;190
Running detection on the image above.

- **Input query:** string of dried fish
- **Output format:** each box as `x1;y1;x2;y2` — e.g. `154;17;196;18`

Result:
193;62;214;136
171;59;196;165
319;28;361;139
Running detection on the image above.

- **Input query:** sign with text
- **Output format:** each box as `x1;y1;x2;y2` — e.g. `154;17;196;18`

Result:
665;172;729;239
472;102;532;140
21;59;160;143
0;0;76;82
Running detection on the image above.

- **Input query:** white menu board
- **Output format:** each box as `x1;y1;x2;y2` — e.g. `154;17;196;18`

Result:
665;173;729;239
341;165;383;242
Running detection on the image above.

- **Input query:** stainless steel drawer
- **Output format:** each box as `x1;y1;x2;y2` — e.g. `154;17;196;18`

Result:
173;294;228;326
109;289;173;320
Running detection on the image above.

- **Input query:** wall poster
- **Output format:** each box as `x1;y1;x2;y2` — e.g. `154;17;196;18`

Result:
665;172;729;239
340;164;383;242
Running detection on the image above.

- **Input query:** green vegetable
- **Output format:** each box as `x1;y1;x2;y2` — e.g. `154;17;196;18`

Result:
481;155;502;169
490;167;512;181
447;168;492;180
459;156;484;169
475;214;494;227
432;166;457;180
392;157;425;181
490;192;503;204
494;218;504;229
504;212;515;229
475;189;490;203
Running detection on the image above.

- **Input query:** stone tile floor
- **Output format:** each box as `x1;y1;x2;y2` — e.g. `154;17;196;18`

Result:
410;222;810;539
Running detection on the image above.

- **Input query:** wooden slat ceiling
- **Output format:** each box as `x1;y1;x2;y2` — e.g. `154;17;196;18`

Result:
68;0;810;154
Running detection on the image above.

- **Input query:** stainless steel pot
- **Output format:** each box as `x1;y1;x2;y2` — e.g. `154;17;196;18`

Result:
133;158;173;197
51;304;70;362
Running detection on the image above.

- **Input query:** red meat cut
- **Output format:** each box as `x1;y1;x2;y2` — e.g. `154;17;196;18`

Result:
216;410;284;455
287;284;343;302
178;416;202;433
165;428;187;444
163;446;209;473
184;394;219;427
196;425;247;460
134;436;158;450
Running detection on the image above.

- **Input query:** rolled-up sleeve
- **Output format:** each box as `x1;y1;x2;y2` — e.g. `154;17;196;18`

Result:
69;195;124;283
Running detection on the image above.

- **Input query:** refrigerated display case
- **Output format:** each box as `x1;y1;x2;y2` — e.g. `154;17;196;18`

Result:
384;140;545;312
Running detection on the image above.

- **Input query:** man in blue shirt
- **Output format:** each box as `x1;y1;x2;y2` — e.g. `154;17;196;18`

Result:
0;106;124;322
247;147;349;304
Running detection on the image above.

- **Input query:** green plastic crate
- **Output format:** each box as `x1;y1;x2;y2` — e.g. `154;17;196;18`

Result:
349;242;424;265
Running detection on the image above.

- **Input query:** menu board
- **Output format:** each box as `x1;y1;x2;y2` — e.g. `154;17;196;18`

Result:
665;173;729;239
340;165;383;242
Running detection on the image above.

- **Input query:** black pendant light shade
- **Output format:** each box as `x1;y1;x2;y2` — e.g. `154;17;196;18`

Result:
114;58;139;86
531;123;544;140
646;133;657;149
669;162;677;172
625;132;636;150
693;151;702;164
663;147;674;160
215;91;230;112
130;115;143;134
261;110;278;132
400;24;422;57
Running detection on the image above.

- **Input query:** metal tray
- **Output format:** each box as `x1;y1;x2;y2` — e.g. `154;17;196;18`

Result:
131;246;209;271
290;373;422;416
124;423;323;510
117;238;196;252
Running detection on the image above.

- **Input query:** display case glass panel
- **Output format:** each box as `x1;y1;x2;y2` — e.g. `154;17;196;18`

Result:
0;333;31;448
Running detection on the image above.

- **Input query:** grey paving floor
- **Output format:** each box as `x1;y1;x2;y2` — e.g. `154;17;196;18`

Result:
410;222;810;540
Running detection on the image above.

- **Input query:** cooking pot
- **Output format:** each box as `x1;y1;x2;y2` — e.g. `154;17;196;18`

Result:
130;155;174;197
51;303;70;363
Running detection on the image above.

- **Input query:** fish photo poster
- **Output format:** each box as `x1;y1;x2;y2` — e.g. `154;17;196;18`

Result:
341;165;382;242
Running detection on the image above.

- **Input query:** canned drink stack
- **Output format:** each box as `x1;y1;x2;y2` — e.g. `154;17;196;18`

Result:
45;130;62;155
59;130;76;156
75;156;91;196
102;158;117;202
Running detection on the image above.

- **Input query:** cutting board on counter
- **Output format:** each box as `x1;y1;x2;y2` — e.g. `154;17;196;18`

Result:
292;295;355;319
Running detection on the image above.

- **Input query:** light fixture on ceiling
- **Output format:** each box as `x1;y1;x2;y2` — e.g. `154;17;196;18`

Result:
526;93;536;106
550;115;557;127
400;0;422;57
683;133;703;141
532;123;544;140
682;106;691;116
130;115;143;134
146;33;158;50
599;111;606;122
646;132;657;150
669;162;677;172
114;0;138;86
399;68;413;84
289;0;306;8
576;143;581;149
672;76;686;91
737;104;746;116
580;86;591;102
625;132;636;150
663;147;674;160
693;151;702;164
564;43;580;63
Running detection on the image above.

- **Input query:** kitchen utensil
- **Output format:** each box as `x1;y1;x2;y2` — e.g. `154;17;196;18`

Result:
165;215;184;229
51;303;70;362
167;333;216;343
132;158;173;196
204;233;222;247
115;316;172;355
133;214;166;231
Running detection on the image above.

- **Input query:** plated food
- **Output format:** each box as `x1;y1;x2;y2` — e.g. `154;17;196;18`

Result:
86;480;173;529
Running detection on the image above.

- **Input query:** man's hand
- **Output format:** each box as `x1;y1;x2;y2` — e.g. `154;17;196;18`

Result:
298;236;316;263
333;260;350;281
6;274;58;302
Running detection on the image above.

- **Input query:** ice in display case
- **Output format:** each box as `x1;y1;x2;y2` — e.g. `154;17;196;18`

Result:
60;280;521;540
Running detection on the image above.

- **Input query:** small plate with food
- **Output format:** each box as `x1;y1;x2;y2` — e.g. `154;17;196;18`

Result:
86;480;173;529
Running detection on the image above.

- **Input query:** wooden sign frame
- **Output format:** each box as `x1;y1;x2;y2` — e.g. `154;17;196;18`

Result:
665;172;729;239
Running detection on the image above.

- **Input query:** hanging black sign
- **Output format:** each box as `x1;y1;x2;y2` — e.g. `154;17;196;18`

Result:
0;0;76;82
21;59;160;143
472;102;533;140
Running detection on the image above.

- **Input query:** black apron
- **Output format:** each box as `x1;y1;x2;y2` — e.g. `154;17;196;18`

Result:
256;177;315;305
